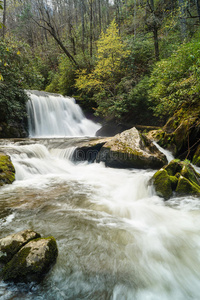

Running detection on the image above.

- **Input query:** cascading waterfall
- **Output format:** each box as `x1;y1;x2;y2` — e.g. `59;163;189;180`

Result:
26;90;100;137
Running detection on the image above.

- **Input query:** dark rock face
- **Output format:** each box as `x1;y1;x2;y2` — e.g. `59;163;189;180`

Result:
0;122;27;138
0;153;15;186
147;104;200;164
96;128;167;169
96;121;130;137
192;145;200;167
2;237;58;283
0;230;41;263
150;160;200;200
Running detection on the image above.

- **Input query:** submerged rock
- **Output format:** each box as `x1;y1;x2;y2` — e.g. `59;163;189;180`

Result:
1;237;58;283
0;230;41;263
96;127;167;169
0;153;15;186
150;159;200;200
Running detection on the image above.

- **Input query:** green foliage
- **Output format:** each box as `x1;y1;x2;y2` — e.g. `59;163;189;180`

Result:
149;38;200;118
0;40;44;124
46;55;77;95
75;20;130;94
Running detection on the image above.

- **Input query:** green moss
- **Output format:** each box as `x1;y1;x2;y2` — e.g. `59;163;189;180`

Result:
1;237;58;283
0;154;15;186
176;176;200;196
164;159;181;176
169;175;178;190
180;164;200;186
152;169;172;200
1;247;32;282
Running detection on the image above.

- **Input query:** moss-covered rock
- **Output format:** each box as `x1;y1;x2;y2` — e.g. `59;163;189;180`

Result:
176;176;200;195
150;159;200;200
147;103;200;164
1;237;58;283
96;127;167;169
0;230;41;264
0;153;15;186
151;169;172;200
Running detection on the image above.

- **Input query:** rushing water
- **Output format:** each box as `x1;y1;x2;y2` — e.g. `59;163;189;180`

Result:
1;92;200;299
26;91;100;137
1;138;200;300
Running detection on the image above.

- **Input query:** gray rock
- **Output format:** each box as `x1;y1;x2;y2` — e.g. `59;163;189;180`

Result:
1;237;58;283
96;127;167;169
0;230;41;263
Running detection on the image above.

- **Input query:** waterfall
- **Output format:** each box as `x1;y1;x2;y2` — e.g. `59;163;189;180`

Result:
26;90;100;137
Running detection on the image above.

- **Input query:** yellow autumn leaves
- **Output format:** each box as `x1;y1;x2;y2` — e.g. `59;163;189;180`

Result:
75;20;130;93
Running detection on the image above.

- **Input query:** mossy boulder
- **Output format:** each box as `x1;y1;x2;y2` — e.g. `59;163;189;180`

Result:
150;159;200;200
151;169;173;200
0;229;41;263
175;176;200;195
0;153;15;186
1;237;58;283
96;127;167;169
147;103;200;164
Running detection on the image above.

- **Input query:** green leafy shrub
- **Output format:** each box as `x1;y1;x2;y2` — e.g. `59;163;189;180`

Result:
0;40;44;124
149;39;200;119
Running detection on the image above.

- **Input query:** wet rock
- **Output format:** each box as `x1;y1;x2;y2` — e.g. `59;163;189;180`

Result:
72;137;110;162
147;104;200;164
151;169;173;200
175;176;200;195
0;153;15;186
150;159;200;200
0;230;41;263
1;237;58;283
96;127;167;169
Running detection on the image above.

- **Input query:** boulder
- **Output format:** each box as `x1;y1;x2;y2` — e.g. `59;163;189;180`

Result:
72;137;110;162
0;153;15;186
96;127;167;169
1;237;58;283
0;230;41;264
150;159;200;200
147;103;200;164
151;169;173;200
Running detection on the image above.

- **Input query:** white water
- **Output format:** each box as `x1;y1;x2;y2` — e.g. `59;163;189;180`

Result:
26;91;100;137
1;139;200;300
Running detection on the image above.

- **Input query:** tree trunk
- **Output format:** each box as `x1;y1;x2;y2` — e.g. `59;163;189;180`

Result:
178;0;187;40
196;0;200;22
149;0;160;61
3;0;6;39
89;0;93;57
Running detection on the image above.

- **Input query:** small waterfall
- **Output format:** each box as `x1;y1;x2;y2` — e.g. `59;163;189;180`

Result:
26;90;100;137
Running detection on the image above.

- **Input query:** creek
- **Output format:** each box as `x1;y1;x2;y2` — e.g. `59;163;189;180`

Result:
0;92;200;300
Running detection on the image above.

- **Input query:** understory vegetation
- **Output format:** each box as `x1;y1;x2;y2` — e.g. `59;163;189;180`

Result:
1;0;200;127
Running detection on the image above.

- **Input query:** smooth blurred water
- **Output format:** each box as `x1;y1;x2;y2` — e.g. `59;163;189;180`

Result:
26;91;100;137
0;139;200;300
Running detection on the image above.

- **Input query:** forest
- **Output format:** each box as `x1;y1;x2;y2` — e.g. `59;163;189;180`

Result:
0;0;200;130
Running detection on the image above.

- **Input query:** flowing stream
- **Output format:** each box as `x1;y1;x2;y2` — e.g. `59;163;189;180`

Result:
1;92;200;300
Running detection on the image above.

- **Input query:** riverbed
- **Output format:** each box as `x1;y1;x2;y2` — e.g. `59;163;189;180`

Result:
1;138;200;300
